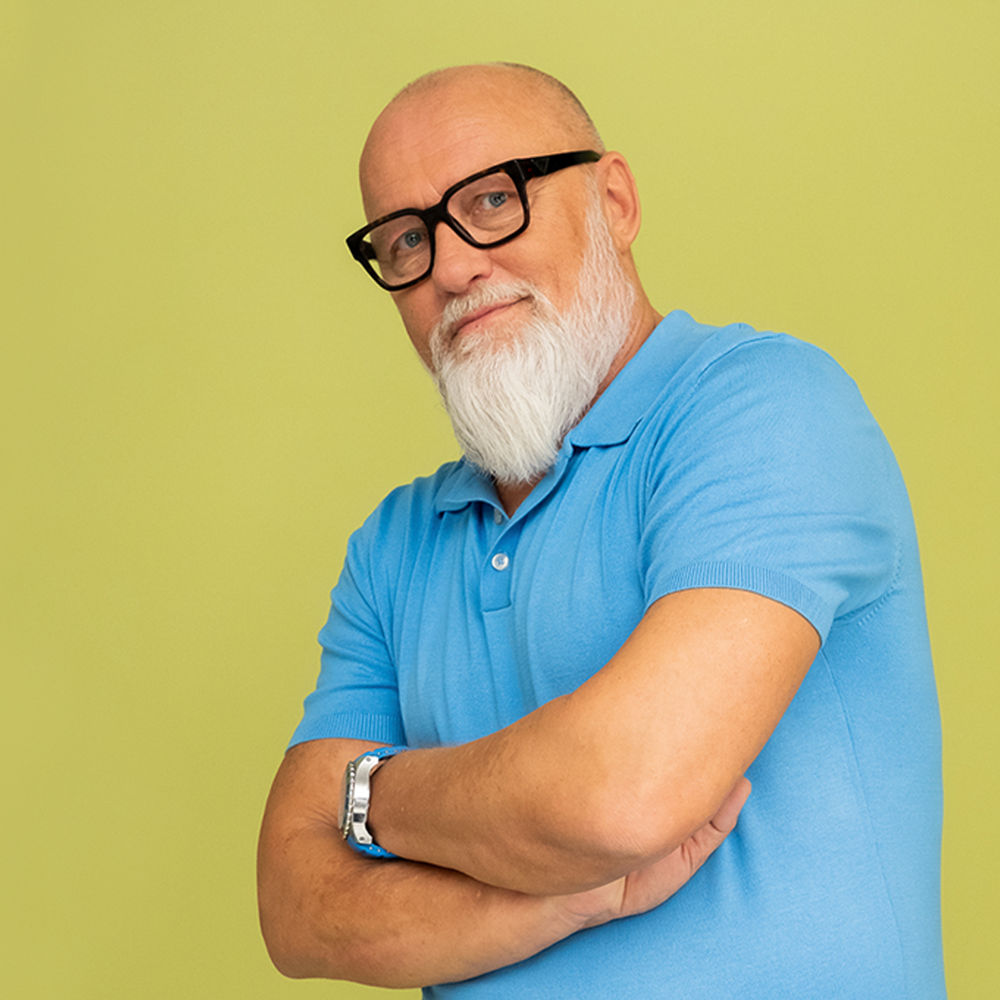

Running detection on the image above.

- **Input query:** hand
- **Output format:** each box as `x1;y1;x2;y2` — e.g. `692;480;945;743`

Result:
556;777;751;929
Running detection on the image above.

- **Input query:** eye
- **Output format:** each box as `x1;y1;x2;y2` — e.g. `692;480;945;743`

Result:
394;228;425;255
449;174;520;234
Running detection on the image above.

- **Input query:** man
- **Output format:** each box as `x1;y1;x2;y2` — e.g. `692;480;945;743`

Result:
258;64;945;997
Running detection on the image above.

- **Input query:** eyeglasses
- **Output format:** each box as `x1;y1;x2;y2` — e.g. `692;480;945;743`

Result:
346;150;602;291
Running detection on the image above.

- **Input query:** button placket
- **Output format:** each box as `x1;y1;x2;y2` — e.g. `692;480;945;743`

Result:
481;513;517;611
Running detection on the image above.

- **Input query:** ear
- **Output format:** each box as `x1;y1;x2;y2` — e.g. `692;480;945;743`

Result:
594;152;642;252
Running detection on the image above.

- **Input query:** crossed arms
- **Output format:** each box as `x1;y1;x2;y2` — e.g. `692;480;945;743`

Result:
257;586;819;987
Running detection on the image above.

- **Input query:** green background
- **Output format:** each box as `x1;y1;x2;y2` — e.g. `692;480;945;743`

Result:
3;1;997;996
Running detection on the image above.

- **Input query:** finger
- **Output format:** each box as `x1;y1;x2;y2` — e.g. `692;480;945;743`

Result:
708;776;751;835
678;778;750;878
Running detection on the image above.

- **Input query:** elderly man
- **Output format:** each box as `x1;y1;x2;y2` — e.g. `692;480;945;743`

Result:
258;64;945;997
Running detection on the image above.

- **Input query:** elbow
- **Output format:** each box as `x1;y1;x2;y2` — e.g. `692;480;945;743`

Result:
513;796;657;893
558;772;726;878
257;863;346;981
258;880;417;989
258;902;353;983
258;896;319;980
265;947;312;982
261;935;304;981
583;799;681;871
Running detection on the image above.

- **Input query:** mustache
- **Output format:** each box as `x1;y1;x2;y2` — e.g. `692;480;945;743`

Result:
432;281;540;345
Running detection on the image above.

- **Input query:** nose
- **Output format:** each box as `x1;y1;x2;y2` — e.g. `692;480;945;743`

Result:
430;222;494;294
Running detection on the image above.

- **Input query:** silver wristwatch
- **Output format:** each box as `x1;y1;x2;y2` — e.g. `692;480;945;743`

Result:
337;745;406;858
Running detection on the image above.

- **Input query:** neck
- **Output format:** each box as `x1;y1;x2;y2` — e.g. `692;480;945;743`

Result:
594;294;661;400
495;479;536;517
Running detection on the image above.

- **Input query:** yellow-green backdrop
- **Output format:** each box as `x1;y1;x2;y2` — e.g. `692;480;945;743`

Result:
3;2;997;997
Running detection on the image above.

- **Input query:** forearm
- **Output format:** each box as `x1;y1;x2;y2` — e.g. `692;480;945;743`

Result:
258;737;748;985
369;589;818;894
257;739;606;988
258;822;585;987
369;694;662;896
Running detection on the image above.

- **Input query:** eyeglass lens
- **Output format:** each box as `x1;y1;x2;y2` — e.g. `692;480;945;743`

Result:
362;170;525;286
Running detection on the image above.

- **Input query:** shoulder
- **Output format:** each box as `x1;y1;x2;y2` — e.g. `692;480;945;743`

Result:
632;317;907;627
667;313;859;402
330;460;467;619
633;313;905;548
636;314;876;442
351;460;465;549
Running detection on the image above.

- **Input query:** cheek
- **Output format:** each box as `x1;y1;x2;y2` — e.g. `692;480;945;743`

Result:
528;258;580;315
394;296;436;367
505;225;586;307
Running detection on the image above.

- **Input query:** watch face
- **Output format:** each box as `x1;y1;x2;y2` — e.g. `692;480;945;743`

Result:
337;760;356;839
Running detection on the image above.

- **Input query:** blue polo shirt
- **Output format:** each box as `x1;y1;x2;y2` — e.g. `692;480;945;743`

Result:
291;310;944;998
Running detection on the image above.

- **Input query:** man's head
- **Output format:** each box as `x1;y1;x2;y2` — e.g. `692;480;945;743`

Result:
355;63;657;484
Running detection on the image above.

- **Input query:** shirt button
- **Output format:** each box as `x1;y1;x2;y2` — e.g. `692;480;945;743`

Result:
491;552;510;571
493;509;504;525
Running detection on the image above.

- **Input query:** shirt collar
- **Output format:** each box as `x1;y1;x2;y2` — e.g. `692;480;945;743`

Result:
434;458;496;514
566;310;689;448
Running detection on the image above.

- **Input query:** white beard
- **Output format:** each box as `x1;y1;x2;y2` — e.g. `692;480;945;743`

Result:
429;198;636;485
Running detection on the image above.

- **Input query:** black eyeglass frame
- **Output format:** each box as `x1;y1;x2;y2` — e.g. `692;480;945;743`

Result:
346;149;602;291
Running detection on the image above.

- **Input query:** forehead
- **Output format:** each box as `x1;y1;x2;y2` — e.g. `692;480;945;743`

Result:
360;76;579;221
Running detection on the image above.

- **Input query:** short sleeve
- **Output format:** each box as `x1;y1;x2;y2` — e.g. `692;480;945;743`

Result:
640;334;902;642
288;515;406;750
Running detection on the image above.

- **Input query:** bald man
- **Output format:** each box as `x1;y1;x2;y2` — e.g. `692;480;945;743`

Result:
258;64;945;998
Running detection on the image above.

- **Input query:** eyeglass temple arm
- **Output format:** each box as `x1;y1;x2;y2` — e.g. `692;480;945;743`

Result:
519;150;601;180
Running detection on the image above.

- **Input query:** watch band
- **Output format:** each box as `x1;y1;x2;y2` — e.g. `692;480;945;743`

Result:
339;745;407;859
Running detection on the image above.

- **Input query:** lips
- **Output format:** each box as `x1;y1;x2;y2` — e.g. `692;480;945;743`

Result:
451;297;528;339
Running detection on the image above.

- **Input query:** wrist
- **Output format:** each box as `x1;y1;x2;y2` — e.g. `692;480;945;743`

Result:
338;745;407;858
552;878;626;932
364;750;398;848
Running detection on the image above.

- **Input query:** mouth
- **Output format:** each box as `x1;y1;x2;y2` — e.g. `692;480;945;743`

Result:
450;297;529;339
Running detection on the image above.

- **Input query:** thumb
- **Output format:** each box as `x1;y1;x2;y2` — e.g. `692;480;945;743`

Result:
709;776;752;836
